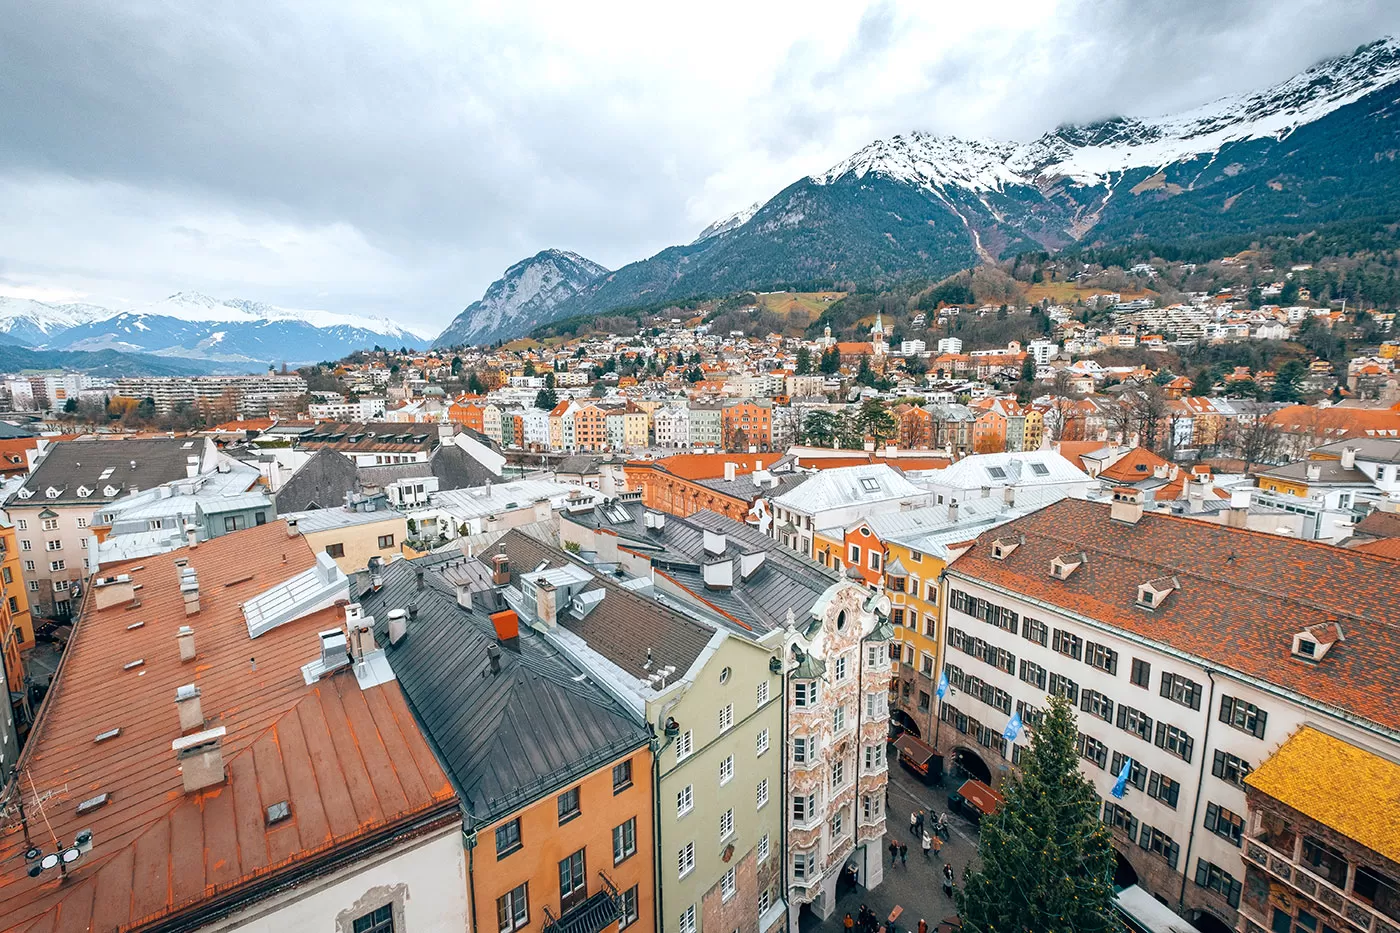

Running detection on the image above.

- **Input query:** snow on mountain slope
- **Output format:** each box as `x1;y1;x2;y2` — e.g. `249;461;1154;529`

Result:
434;249;609;347
816;37;1400;192
135;292;431;340
693;202;764;243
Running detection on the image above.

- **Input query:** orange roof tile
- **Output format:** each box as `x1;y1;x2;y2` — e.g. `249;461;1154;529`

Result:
0;523;456;931
1098;446;1171;483
626;453;761;481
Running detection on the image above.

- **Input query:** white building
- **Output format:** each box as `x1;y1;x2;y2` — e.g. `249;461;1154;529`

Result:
770;464;933;563
1026;339;1058;365
654;405;692;449
936;337;963;355
308;396;388;421
901;340;927;357
915;451;1094;506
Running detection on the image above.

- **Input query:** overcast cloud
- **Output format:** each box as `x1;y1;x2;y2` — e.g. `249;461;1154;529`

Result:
1;0;1397;332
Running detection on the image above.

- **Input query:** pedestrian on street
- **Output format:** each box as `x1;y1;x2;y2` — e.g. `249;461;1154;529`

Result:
910;810;919;835
859;904;872;933
845;914;855;933
921;831;932;860
935;812;948;839
942;862;955;898
899;842;908;867
915;809;925;837
918;920;929;933
932;832;944;859
889;839;899;866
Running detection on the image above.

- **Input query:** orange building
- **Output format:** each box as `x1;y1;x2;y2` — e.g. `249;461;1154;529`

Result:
1;523;31;699
972;406;1008;453
625;453;767;518
720;400;772;451
449;395;487;433
896;405;933;449
574;403;607;451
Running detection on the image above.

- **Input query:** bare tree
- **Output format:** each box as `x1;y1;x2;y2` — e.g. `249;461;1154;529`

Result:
1233;417;1285;471
1131;385;1169;454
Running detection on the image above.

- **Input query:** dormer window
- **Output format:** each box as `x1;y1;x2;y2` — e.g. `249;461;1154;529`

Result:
103;485;119;497
46;487;59;498
77;486;92;498
990;535;1023;560
1136;575;1179;610
1050;552;1085;580
1291;621;1343;662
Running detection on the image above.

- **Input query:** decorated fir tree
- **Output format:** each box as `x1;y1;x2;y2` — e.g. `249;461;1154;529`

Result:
955;694;1116;933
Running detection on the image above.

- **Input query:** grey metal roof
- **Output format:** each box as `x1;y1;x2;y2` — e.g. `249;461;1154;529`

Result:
694;471;810;502
361;555;649;826
8;438;203;507
273;447;359;512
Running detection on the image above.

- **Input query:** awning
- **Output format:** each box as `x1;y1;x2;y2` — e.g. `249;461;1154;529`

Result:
955;778;1004;816
894;733;938;767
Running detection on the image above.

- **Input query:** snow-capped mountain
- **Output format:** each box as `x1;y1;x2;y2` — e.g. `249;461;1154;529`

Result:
693;202;764;243
542;37;1400;323
434;249;608;347
7;292;432;364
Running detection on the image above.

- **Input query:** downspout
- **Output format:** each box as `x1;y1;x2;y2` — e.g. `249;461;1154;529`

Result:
782;651;797;929
465;822;480;933
1178;668;1217;913
653;699;682;933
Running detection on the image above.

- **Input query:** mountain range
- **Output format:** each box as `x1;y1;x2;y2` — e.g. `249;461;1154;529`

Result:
437;36;1400;345
0;292;431;368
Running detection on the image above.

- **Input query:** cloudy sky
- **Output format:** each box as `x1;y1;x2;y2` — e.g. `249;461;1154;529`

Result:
1;0;1397;333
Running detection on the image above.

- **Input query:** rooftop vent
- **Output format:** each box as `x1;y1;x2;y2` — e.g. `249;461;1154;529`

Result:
387;608;408;646
76;793;110;816
94;728;121;743
1049;552;1085;580
301;628;352;684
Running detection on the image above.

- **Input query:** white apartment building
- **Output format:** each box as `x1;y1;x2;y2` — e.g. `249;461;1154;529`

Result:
784;581;892;924
655;405;692;448
936;338;963;355
114;372;308;416
307;396;388;421
520;407;551;448
900;340;927;357
938;492;1400;933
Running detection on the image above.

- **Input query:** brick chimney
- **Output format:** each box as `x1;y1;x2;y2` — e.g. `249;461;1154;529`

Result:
175;684;204;733
173;726;226;793
490;553;511;586
535;578;558;627
1110;487;1144;525
176;625;196;662
179;567;200;615
93;574;135;610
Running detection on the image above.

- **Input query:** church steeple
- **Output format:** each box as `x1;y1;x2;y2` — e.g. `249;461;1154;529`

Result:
871;312;884;339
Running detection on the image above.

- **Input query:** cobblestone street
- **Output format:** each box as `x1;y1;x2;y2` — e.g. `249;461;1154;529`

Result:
800;755;984;933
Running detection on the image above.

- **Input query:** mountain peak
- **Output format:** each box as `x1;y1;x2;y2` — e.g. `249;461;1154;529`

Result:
693;202;764;243
434;249;608;347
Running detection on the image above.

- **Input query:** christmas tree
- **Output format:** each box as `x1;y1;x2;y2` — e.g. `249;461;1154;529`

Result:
955;694;1116;933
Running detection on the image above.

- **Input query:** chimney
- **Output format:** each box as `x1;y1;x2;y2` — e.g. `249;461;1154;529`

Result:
345;605;377;661
490;553;511;586
533;497;552;523
724;461;737;482
947;499;959;522
175;683;204;732
1341;447;1358;470
1226;488;1252;528
1153;463;1167;479
415;568;425;591
704;529;727;556
1306;463;1322;482
885;444;897;459
1110;487;1145;525
755;460;763;471
286;517;299;538
491;609;520;648
535;578;558;627
180;567;200;616
387;608;408;646
184;522;198;550
487;643;502;674
185;455;200;479
1002;486;1015;508
319;628;349;669
176;625;196;662
172;726;227;793
93;574;136;610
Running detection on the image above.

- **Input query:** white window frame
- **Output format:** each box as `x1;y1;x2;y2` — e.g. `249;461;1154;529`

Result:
719;703;733;733
719;755;734;786
757;778;769;809
719;808;734;842
677;784;694;817
678;842;695;879
676;729;693;762
756;728;769;756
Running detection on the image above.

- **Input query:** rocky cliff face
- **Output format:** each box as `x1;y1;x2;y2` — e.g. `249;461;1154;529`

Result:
433;249;608;347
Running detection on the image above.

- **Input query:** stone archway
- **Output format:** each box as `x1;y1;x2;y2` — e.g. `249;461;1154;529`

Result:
1113;848;1139;889
951;746;992;784
1190;909;1234;933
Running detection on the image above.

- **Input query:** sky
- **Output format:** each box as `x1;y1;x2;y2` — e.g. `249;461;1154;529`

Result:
1;0;1397;333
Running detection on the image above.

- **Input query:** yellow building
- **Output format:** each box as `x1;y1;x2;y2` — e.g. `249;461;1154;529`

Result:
623;407;649;448
1022;409;1044;452
882;537;948;742
284;509;406;575
1;522;34;648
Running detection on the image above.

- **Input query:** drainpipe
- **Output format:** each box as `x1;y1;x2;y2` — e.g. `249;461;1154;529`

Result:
782;654;795;931
464;821;480;933
1178;668;1217;914
652;699;681;933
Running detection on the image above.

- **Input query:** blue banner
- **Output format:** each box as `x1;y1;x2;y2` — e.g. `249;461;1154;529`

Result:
1002;711;1023;742
1111;757;1132;798
936;671;949;700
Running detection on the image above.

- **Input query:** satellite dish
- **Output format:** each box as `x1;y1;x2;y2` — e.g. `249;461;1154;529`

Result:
39;853;58;870
61;847;80;864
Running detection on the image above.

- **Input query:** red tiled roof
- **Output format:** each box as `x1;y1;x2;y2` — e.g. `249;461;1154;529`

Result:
626;453;762;481
1351;537;1400;559
1098;447;1170;483
949;499;1400;731
0;522;456;931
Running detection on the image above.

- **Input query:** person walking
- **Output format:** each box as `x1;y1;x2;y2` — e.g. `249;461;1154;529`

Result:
942;862;955;898
899;842;908;867
921;830;932;860
910;810;919;835
932;832;944;859
918;920;929;933
860;904;873;933
845;914;855;933
889;839;899;866
915;809;925;837
935;812;948;839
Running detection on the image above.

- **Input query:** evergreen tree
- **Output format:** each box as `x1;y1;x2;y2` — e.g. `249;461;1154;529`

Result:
534;388;558;410
795;346;813;375
819;347;842;375
956;694;1116;933
801;410;840;447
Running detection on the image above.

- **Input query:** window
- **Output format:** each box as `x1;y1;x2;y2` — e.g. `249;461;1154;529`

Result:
224;516;243;532
861;477;880;492
15;520;25;531
834;655;848;681
1130;658;1151;688
355;905;395;933
49;559;64;572
497;883;529;933
678;842;695;878
756;727;770;756
1019;659;1047;690
793;681;818;707
52;579;68;592
1147;772;1180;808
679;905;697;933
1195;859;1242;908
1110;752;1147;791
557;786;581;823
864;745;881;772
41;517;58;532
1052;629;1083;660
1302;836;1349;887
1160;672;1203;710
716;806;734;842
719;755;734;785
719;703;734;732
759;887;772;915
1204;803;1244;846
1085;642;1118;674
45;539;61;551
757;778;769;809
1154;723;1194;762
1077;733;1108;769
919;690;931;713
23;560;34;571
721;866;737;902
619;886;640;930
614;817;637;863
758;833;770;862
792;736;808;764
793;852;812;880
867;644;884;667
921;652;935;677
1103;801;1139;842
833;705;847;732
865;692;885;718
27;581;38;592
869;551;881;571
377;533;395;548
757;680;770;706
1116;704;1153;741
1212;750;1252;788
558;848;587;909
676;729;694;761
1023;617;1049;646
832;758;845;789
1081;690;1114;722
1219;695;1268;738
326;542;345;558
792;793;816;823
1048;672;1079;704
613;759;633;793
1140;825;1180;869
677;784;694;817
495;818;522;857
849;544;862;566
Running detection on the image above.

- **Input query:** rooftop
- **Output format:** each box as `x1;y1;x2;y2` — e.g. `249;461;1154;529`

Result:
1246;727;1400;864
0;522;455;931
919;451;1090;491
771;463;929;516
7;437;209;508
948;499;1400;733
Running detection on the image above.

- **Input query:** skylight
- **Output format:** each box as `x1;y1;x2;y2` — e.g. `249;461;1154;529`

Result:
1030;463;1050;476
860;478;881;492
987;466;1007;480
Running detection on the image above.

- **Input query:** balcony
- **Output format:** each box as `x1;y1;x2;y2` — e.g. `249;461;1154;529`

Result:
542;872;622;933
1244;837;1400;933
